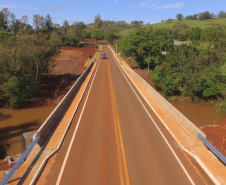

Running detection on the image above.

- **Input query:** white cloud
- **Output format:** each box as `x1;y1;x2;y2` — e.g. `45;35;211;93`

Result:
115;0;118;4
149;2;159;8
195;2;201;6
0;3;20;9
108;3;111;6
155;2;184;9
140;1;148;7
67;7;76;11
42;6;61;10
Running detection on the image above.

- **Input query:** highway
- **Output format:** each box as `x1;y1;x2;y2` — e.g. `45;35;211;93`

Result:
37;44;214;185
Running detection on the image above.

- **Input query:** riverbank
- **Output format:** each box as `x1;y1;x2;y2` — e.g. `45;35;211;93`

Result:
18;45;97;109
0;143;14;171
123;56;226;158
201;118;226;156
0;45;97;172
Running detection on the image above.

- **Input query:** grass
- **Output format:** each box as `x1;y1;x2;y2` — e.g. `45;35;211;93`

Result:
116;19;226;37
84;59;92;68
84;48;100;68
145;18;226;29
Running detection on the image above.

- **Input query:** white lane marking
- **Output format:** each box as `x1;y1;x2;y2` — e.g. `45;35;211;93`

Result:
110;48;220;185
183;148;220;185
56;59;101;185
108;47;195;185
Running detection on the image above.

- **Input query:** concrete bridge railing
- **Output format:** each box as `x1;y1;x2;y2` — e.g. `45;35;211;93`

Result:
108;45;205;139
36;61;94;146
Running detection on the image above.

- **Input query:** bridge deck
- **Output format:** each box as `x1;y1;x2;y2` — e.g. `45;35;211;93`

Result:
37;45;215;184
7;44;226;185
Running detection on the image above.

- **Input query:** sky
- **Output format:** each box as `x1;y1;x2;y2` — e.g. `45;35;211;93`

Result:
1;0;226;25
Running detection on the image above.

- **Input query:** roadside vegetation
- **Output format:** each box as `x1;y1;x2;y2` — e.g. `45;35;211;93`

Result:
2;7;226;113
116;11;226;116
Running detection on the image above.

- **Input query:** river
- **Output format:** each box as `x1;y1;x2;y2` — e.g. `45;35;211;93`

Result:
169;101;224;128
0;101;224;156
0;106;55;156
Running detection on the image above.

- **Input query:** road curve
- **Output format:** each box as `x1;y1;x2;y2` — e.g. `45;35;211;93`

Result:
37;44;214;185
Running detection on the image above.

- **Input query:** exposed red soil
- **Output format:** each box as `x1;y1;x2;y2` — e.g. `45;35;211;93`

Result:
124;57;226;158
124;59;156;90
20;77;79;108
0;45;96;171
201;118;226;156
0;160;14;171
0;144;10;159
19;45;96;109
0;143;14;171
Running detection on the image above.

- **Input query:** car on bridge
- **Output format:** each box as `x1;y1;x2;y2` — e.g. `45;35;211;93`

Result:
101;53;106;59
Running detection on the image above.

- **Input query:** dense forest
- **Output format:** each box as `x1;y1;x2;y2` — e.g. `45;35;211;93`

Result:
118;23;226;115
0;9;102;108
1;7;226;114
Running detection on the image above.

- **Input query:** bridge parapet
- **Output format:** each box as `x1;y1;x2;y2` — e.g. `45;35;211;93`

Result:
0;60;95;185
37;62;94;146
108;45;205;140
108;45;226;184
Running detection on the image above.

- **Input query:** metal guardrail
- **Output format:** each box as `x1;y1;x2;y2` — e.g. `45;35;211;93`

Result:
197;133;226;165
0;134;40;185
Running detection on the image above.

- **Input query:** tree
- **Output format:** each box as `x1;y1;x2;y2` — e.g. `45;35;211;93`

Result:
20;15;29;24
91;29;102;40
44;14;53;33
176;14;184;21
139;21;144;25
190;27;202;41
166;18;174;23
0;12;7;30
216;98;226;116
94;14;102;29
53;23;60;29
192;14;198;20
63;20;69;27
74;22;86;41
131;20;139;25
104;32;114;43
119;27;151;63
33;14;45;29
8;13;18;34
2;8;10;26
199;11;211;20
82;29;90;38
2;76;35;106
185;14;198;20
0;31;61;107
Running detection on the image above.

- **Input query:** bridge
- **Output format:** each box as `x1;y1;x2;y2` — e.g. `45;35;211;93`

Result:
1;44;226;185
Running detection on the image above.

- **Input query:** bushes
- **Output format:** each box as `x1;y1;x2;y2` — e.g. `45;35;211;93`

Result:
2;76;35;106
0;32;61;107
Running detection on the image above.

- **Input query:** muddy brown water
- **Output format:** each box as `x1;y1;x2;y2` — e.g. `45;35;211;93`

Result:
0;106;55;156
169;101;224;128
0;101;223;156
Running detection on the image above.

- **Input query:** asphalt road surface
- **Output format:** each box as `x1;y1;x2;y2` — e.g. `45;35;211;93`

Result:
39;44;214;185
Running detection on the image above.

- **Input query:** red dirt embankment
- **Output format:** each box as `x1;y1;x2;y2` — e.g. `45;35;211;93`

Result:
201;118;226;156
0;143;14;171
124;59;156;90
20;45;96;108
0;45;96;172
